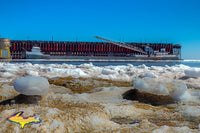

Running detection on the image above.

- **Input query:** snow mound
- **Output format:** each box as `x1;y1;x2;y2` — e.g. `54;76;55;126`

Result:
14;76;49;95
184;68;200;78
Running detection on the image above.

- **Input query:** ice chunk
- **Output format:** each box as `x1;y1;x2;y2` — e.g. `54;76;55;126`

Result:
78;63;94;69
184;68;200;78
14;76;49;95
0;72;13;78
178;90;194;102
152;125;191;133
133;78;169;95
50;119;59;130
133;78;190;102
139;72;158;78
149;66;163;71
166;64;190;72
45;67;88;78
25;70;39;76
64;68;88;77
176;64;191;70
180;106;200;122
137;64;148;69
102;69;118;75
168;82;190;102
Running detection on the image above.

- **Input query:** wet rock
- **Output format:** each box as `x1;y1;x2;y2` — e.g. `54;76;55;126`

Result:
122;89;175;106
14;76;49;95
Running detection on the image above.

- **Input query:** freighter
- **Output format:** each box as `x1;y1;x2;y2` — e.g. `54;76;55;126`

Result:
8;36;182;60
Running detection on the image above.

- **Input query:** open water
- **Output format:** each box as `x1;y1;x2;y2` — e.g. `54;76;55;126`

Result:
8;59;200;68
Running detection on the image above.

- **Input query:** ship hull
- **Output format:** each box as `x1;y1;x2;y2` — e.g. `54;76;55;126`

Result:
26;55;181;61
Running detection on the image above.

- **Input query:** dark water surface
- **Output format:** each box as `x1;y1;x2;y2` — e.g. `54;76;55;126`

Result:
5;59;200;68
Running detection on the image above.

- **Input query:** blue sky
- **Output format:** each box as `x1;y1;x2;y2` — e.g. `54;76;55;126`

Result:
1;0;200;59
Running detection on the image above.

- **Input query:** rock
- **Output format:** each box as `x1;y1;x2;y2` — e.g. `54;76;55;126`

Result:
122;89;175;106
14;76;49;95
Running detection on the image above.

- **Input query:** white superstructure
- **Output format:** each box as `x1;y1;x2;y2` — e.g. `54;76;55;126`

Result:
26;47;47;59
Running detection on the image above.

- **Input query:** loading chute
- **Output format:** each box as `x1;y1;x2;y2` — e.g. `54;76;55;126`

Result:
94;36;147;54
